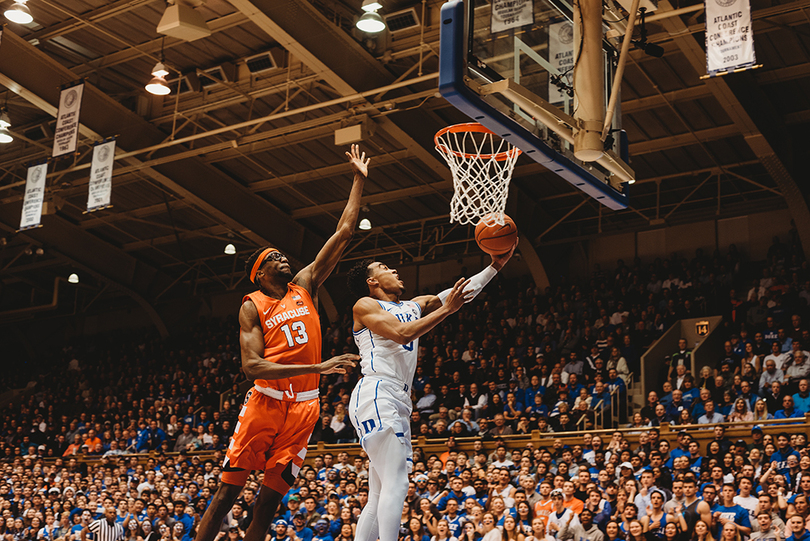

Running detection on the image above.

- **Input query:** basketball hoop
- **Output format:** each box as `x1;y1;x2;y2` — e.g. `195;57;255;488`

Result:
434;123;521;227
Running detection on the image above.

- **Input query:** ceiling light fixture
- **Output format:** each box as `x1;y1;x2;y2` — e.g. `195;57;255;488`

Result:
358;204;372;230
145;61;171;95
146;38;172;96
357;0;385;33
4;0;33;24
68;273;79;284
0;109;12;144
224;243;236;255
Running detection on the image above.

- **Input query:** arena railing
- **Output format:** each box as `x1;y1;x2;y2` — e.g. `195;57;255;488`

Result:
590;371;634;430
49;414;810;470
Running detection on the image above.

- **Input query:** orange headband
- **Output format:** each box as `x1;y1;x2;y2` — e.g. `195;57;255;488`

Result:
249;247;279;284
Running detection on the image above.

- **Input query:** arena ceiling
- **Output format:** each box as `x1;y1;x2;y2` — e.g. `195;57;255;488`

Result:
0;0;808;324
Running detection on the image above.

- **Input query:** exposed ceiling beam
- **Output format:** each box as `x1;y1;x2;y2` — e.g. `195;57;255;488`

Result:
656;0;810;255
0;29;326;264
27;0;155;42
72;12;249;75
291;181;450;219
622;86;714;114
756;63;810;85
629;124;740;155
80;200;187;229
249;149;414;192
229;0;450;181
644;0;810;44
123;225;229;252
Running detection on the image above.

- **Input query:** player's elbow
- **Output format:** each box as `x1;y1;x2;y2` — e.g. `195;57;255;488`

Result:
396;328;417;345
241;358;262;380
336;224;354;243
394;334;412;345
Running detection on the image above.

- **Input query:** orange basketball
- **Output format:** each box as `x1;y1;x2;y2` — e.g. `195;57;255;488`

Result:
475;214;518;255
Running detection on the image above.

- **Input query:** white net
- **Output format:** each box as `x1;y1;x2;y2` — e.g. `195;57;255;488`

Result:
435;123;521;227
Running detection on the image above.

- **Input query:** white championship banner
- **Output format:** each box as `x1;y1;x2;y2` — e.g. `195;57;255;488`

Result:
491;0;533;33
87;140;115;212
20;163;47;231
548;21;574;104
52;82;84;158
705;0;755;76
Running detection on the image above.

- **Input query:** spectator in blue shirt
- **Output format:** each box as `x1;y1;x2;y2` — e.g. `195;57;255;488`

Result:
291;513;313;541
771;432;801;475
713;484;751;537
774;395;805;420
793;378;810;412
312;520;333;541
786;514;810;541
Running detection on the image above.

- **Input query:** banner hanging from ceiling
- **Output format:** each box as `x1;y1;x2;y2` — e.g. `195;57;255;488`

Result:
705;0;756;76
86;139;116;212
52;81;84;158
548;21;574;105
491;0;533;32
20;163;47;231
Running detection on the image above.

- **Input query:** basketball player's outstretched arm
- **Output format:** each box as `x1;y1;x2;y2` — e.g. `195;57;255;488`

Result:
354;277;473;345
418;242;517;316
239;300;358;379
295;144;369;295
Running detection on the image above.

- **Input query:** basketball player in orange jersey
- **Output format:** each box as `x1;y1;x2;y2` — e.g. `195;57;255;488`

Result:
195;145;369;541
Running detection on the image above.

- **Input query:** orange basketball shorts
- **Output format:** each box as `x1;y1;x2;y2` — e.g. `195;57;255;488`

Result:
222;387;318;494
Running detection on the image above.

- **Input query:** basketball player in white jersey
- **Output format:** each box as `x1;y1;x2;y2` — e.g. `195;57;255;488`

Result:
345;246;515;541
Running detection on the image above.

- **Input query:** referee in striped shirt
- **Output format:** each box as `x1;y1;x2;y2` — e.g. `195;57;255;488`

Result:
81;507;128;541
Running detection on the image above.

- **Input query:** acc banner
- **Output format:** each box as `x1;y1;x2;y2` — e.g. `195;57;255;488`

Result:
705;0;755;76
491;0;533;33
20;163;47;231
548;21;574;105
52;82;84;158
87;140;115;212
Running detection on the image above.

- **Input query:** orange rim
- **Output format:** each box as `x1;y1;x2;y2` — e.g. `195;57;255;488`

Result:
434;122;522;161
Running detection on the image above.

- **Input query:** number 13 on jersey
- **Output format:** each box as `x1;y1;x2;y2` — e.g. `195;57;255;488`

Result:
280;321;308;347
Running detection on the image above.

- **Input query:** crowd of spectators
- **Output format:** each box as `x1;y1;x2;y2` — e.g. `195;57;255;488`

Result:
1;234;810;541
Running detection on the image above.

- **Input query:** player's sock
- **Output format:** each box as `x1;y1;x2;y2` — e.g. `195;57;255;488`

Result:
362;427;409;541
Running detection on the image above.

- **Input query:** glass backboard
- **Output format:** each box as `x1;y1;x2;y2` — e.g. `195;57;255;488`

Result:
439;0;634;209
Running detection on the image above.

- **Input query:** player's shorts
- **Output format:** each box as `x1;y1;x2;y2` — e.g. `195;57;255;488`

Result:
348;376;413;472
223;385;318;493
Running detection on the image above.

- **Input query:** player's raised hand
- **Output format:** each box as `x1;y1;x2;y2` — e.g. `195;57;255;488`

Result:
346;144;370;178
320;353;360;374
490;237;518;271
444;277;473;313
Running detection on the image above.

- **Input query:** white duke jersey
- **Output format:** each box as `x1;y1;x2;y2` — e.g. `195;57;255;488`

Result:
353;299;421;389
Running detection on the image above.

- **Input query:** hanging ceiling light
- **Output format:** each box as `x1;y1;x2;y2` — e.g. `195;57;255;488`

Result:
145;61;171;95
4;0;33;24
359;218;372;230
0;109;12;144
356;0;385;33
224;243;236;255
68;273;79;284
